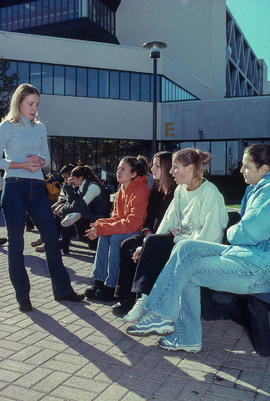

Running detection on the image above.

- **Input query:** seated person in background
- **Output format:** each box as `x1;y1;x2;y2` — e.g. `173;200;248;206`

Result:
126;143;270;353
30;171;60;251
112;151;176;316
123;148;228;323
84;156;151;302
53;165;109;254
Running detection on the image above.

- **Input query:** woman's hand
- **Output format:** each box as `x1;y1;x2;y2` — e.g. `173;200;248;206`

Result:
132;246;142;263
24;154;45;172
85;226;98;240
171;227;180;238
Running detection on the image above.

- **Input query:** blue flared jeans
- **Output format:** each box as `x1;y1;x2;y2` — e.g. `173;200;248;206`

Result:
1;178;74;303
91;232;139;287
145;239;270;347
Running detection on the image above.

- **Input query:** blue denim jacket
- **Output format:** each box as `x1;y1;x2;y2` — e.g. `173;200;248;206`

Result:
222;171;270;271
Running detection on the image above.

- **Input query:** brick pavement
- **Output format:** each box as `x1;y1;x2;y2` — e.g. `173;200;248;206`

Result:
1;214;270;401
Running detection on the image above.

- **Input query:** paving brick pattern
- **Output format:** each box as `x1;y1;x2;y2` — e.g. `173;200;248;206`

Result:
1;215;270;401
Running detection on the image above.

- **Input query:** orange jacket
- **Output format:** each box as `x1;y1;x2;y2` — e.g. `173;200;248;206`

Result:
95;175;150;237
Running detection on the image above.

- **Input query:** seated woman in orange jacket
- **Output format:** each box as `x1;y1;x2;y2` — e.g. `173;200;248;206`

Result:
84;156;150;301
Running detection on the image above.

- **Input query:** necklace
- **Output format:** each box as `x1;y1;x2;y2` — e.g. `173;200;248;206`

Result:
187;177;204;191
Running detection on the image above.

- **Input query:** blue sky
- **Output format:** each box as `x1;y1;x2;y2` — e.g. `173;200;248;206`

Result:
227;0;270;80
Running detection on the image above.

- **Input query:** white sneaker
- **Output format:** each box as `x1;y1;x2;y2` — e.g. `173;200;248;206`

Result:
61;212;82;227
123;294;148;322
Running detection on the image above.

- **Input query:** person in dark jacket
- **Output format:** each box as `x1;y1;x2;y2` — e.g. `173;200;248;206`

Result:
53;165;109;254
112;151;176;316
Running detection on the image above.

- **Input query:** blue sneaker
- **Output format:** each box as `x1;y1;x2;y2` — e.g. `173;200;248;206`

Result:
159;333;201;353
126;313;174;337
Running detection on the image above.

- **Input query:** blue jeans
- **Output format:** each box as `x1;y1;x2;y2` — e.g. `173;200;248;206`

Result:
91;232;139;287
1;178;74;303
145;239;270;346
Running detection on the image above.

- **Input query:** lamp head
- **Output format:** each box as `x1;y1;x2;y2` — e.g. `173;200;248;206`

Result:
143;41;167;59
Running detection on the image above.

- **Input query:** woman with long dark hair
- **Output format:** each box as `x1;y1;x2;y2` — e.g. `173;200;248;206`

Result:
112;151;176;316
84;156;150;301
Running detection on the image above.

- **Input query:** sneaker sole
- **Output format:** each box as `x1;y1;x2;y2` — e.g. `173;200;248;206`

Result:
126;327;174;337
159;342;202;353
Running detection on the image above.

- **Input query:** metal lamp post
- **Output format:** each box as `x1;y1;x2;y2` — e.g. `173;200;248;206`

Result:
143;41;167;156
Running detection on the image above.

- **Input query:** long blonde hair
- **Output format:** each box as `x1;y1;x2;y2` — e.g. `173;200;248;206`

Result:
2;83;40;125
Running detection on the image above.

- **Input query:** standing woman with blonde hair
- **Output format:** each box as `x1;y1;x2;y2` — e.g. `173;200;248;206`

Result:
0;83;83;312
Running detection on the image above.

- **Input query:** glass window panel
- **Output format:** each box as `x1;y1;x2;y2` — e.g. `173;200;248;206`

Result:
62;0;68;20
161;76;166;102
74;0;80;18
65;66;76;95
24;3;30;27
12;5;19;30
141;74;151;101
110;71;119;99
99;70;109;98
51;136;64;171
227;141;240;175
85;139;97;169
106;140;119;182
49;0;55;23
36;1;42;25
42;0;49;24
77;67;87;97
180;141;195;149
7;6;12;30
0;8;7;30
54;65;65;95
96;139;108;175
30;1;36;26
55;0;61;21
211;141;226;175
42;64;53;94
6;61;17;78
120;72;130;100
88;69;98;97
30;63;41;91
64;138;75;164
131;72;140;101
18;62;29;85
75;138;86;165
68;0;74;19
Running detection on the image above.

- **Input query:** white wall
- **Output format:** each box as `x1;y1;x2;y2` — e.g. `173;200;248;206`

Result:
39;95;155;140
117;0;227;99
161;96;270;141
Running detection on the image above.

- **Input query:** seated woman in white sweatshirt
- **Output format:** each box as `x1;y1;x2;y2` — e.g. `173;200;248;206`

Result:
123;147;228;322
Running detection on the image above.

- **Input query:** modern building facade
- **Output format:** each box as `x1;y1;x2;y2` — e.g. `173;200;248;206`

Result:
0;0;269;181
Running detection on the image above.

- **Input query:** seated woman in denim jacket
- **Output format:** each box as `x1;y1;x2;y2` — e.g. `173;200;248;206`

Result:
127;143;270;353
84;156;150;301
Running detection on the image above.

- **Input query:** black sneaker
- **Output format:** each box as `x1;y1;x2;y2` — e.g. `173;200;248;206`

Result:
0;237;7;245
54;292;84;302
112;299;135;316
84;280;104;299
95;287;116;302
19;300;32;312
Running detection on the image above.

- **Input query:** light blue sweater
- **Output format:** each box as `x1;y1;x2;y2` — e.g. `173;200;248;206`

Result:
0;115;50;180
222;171;270;271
